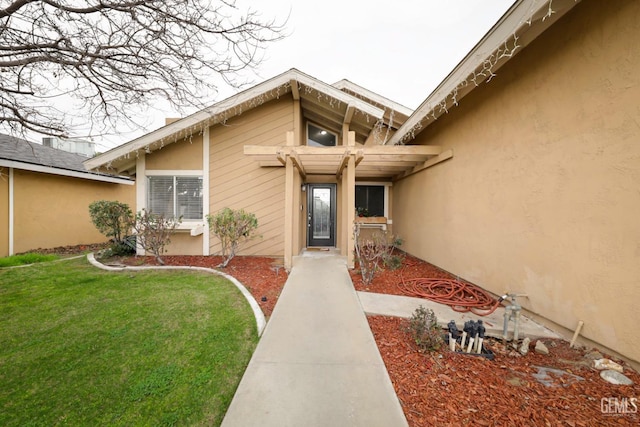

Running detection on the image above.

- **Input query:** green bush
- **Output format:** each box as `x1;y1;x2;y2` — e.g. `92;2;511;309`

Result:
89;200;135;253
404;305;443;352
207;208;258;268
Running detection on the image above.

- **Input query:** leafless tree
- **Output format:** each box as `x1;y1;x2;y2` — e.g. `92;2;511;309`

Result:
0;0;286;138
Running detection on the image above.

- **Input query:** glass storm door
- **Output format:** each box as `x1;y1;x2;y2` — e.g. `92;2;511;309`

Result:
307;184;336;247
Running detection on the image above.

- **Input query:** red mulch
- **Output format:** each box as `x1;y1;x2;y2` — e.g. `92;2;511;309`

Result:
114;252;639;426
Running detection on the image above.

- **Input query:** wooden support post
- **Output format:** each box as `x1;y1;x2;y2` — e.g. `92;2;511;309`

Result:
346;131;356;268
283;131;295;270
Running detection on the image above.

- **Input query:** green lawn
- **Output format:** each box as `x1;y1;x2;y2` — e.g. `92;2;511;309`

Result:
0;257;258;426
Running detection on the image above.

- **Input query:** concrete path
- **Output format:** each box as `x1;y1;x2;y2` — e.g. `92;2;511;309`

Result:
358;292;560;340
221;253;408;427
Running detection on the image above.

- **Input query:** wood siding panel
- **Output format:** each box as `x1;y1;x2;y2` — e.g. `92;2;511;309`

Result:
209;97;292;257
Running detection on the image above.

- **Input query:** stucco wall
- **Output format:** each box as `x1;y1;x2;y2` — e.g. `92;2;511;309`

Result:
0;168;9;256
12;170;135;254
393;0;640;365
209;97;292;256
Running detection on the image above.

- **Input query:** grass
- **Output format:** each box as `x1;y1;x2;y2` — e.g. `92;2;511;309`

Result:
0;253;59;267
0;257;258;426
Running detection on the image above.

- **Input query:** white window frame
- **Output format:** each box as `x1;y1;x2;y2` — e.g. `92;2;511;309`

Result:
146;170;203;222
355;182;391;218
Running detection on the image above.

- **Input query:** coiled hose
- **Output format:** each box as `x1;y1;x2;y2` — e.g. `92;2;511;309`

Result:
398;275;503;316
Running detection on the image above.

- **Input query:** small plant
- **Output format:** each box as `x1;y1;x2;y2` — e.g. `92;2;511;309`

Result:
132;209;181;265
404;305;443;352
89;200;136;255
383;252;404;271
207;208;258;268
353;226;402;286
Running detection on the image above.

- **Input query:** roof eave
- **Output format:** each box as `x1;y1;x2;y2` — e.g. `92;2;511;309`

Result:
0;158;134;185
85;69;385;170
387;0;582;145
332;79;413;118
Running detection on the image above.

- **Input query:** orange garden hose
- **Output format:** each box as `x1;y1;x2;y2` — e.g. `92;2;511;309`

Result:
398;275;503;316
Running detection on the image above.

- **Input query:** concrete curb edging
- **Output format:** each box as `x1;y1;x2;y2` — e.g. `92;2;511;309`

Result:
86;253;266;336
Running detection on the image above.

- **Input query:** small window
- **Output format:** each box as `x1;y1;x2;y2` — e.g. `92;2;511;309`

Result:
355;185;385;217
307;123;336;147
147;176;203;220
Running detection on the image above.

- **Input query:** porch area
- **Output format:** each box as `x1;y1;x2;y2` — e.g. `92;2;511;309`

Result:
244;131;453;269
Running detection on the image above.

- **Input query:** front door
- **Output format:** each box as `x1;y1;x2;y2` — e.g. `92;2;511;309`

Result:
307;184;336;247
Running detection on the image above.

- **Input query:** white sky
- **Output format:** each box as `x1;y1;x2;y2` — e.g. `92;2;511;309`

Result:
95;0;515;150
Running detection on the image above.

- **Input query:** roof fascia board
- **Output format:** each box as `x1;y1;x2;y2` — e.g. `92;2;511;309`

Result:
296;75;384;119
0;159;134;185
332;79;413;117
387;0;580;145
86;69;384;170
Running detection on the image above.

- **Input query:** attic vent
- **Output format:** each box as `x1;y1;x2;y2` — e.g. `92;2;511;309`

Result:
42;137;54;147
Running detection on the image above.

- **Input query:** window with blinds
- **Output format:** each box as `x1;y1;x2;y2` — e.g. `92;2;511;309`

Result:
147;176;203;220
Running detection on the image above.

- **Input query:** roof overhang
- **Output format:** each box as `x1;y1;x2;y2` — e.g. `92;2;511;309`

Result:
85;69;386;174
332;79;413;129
0;159;134;185
244;144;448;181
387;0;582;145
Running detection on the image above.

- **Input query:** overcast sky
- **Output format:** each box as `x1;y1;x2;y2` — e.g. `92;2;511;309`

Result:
101;0;515;150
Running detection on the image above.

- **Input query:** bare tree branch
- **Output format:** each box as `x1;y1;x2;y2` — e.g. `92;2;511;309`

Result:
0;0;287;138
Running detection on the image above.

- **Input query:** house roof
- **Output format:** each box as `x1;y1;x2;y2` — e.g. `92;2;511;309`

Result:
387;0;582;145
332;79;413;128
0;134;133;185
86;68;408;174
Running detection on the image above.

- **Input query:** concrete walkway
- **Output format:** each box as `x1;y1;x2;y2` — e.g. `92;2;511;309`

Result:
358;292;560;340
221;252;408;427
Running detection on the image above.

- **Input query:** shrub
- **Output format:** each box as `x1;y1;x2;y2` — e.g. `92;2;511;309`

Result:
88;200;135;247
133;209;181;265
404;305;443;352
207;208;258;268
353;227;402;286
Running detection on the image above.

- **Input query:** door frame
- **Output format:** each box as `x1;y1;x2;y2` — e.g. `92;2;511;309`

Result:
306;183;337;247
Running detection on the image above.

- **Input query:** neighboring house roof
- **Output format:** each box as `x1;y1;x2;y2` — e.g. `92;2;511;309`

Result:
387;0;582;145
0;134;133;185
85;68;402;174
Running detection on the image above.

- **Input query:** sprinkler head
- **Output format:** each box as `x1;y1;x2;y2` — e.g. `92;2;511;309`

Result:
447;320;459;338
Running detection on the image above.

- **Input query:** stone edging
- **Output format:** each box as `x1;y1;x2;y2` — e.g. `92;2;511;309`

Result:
86;253;266;336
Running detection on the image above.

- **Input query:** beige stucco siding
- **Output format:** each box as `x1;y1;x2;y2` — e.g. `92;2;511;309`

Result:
12;170;135;254
0;168;8;256
393;0;640;365
209;97;292;256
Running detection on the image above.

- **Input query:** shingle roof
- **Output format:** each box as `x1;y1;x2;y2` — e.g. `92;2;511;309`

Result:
0;133;88;172
0;133;133;185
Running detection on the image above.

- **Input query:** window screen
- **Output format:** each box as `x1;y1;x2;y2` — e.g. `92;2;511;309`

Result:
355;185;385;217
176;177;203;219
148;176;203;220
148;176;174;218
